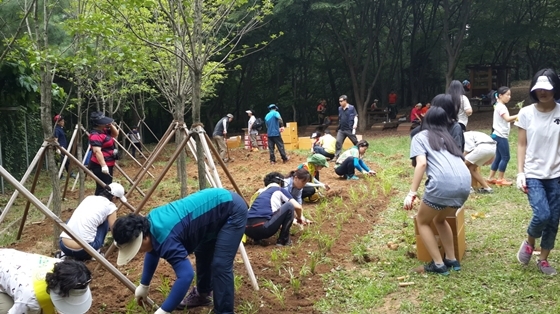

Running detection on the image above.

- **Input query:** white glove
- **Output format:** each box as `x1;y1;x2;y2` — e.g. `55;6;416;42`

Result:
55;149;61;155
403;191;417;210
517;173;527;193
101;166;109;174
135;284;149;304
154;308;171;314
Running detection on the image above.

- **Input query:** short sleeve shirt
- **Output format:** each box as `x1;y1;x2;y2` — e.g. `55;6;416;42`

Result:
457;95;472;126
89;129;116;166
265;111;282;136
60;195;117;243
410;131;471;207
515;103;560;179
492;102;511;138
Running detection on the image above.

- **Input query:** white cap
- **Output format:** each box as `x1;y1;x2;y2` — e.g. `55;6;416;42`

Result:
531;76;554;92
108;183;127;203
116;231;143;266
246;110;252;114
50;286;92;314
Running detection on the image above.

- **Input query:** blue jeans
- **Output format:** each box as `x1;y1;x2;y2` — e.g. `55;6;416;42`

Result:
526;178;560;250
194;192;247;314
490;135;510;172
59;219;109;260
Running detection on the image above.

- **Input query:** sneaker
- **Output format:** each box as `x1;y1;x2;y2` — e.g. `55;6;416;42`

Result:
470;187;475;194
486;178;497;184
496;179;513;186
252;148;259;152
517;240;534;265
282;157;290;164
537;260;557;276
177;287;212;310
443;258;461;271
477;187;493;194
424;261;450;276
276;239;293;247
347;175;359;180
270;161;276;164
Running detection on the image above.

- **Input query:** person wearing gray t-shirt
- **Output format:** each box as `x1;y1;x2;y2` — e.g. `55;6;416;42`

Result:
403;96;471;276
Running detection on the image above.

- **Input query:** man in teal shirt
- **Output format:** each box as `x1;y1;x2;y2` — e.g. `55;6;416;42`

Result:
265;104;289;164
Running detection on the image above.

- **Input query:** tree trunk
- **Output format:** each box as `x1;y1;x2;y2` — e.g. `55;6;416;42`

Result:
192;68;207;190
174;95;188;197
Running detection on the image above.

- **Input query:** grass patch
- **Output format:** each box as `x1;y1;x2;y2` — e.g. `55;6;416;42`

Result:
315;128;559;313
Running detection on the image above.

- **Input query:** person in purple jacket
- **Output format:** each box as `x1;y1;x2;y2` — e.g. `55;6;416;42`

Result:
112;188;247;314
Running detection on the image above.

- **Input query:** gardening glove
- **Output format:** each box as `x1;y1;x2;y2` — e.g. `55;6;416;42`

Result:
55;149;61;155
101;166;109;174
403;191;417;210
135;284;149;305
517;173;527;193
154;308;170;314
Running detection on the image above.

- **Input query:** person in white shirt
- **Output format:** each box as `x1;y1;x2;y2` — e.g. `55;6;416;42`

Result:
487;87;518;186
515;69;560;276
463;131;496;193
447;80;473;131
246;110;259;152
0;249;92;314
57;182;127;261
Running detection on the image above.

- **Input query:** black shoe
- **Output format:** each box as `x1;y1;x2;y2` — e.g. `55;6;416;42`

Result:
424;261;450;275
443;258;461;271
276;239;292;247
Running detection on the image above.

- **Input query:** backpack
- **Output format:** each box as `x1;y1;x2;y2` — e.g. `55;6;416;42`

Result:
253;117;264;131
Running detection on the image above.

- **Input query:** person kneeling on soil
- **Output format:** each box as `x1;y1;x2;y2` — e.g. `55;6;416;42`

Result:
334;140;376;180
298;154;331;202
463;131;496;194
283;168;312;205
245;172;307;247
112;188;247;314
57;183;127;261
313;130;336;160
0;248;92;314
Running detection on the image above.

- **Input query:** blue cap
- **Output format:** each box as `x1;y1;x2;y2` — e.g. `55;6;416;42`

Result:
268;104;278;110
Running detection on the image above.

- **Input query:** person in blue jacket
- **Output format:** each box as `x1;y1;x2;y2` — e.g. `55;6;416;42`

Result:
264;104;289;164
334;140;376;180
111;188;248;314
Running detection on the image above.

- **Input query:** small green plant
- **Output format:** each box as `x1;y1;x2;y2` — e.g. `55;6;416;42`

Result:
270;249;282;272
156;275;171;298
299;262;311;278
351;238;369;264
309;251;321;274
348;186;359;203
238;300;259;314
317;233;335;252
287;267;301;294
263;279;286;307
234;274;243;292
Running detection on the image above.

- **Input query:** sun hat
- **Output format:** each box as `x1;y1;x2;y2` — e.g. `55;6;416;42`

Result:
226;113;234;118
116;231;143;266
50;285;92;314
90;111;114;126
268;104;278;110
307;154;329;168
531;76;554;91
246;110;252;114
107;183;127;203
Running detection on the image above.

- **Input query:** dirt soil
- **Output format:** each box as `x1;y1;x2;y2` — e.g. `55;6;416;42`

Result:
6;87;529;313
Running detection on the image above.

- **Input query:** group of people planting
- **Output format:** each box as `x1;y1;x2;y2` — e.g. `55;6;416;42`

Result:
4;68;560;314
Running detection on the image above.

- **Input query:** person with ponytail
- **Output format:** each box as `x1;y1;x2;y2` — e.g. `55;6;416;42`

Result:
515;68;560;276
111;188;248;314
0;249;92;314
403;94;471;275
447;80;473;131
487;87;518;186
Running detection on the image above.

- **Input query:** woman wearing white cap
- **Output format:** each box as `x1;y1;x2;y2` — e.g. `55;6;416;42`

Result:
515;68;560;276
57;182;127;261
0;248;92;314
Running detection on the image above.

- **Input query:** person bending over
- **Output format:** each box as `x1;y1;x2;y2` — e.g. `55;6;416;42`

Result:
112;188;248;314
58;182;127;260
0;248;92;314
334;140;376;180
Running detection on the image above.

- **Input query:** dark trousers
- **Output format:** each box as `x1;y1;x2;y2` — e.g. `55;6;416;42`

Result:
335;130;358;156
194;193;247;314
245;202;294;244
59;219;109;260
89;161;113;195
130;142;142;158
268;136;288;162
313;146;335;159
335;157;357;177
302;186;316;199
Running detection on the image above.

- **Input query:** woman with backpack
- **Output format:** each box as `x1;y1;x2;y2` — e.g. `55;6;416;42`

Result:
246;110;263;152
